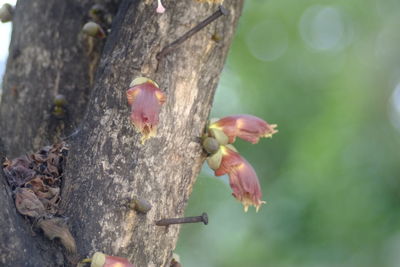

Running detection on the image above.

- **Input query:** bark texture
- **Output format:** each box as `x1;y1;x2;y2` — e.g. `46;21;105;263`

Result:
0;0;119;157
0;0;243;266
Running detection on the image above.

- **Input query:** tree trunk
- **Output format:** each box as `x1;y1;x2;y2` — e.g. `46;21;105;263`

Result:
0;0;243;266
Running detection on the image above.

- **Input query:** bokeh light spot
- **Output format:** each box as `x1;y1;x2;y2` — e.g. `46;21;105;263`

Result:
375;22;400;65
389;82;400;132
300;6;352;51
245;20;288;62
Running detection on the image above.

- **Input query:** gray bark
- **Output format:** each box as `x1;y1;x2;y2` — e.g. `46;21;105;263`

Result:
0;0;243;266
0;0;119;157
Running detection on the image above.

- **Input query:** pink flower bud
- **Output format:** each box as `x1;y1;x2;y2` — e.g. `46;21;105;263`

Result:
210;114;278;144
126;77;166;144
156;0;165;14
90;252;134;267
215;146;266;212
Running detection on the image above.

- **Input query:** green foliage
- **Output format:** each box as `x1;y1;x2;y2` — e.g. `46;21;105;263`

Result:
177;0;400;266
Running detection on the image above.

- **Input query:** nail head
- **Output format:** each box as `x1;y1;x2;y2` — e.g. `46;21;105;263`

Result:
201;212;208;225
219;5;228;16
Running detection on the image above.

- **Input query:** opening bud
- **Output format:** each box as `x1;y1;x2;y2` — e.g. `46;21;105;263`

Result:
126;77;166;143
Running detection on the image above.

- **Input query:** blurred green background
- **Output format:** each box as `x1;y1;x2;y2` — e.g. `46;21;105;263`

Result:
176;0;400;266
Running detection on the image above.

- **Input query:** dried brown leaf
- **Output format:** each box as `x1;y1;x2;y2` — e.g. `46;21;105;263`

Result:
45;162;59;177
35;186;59;199
30;152;47;163
6;165;35;185
25;177;46;193
15;188;46;218
6;142;68;221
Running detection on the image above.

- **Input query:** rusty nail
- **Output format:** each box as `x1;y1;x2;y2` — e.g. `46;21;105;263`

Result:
156;212;208;226
156;6;228;60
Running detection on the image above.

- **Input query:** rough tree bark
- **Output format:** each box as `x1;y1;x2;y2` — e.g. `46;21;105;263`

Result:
0;0;120;157
0;0;243;266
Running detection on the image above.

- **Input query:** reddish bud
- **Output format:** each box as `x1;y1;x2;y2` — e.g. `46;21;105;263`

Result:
126;77;166;143
156;0;165;13
90;252;134;267
215;146;266;212
209;114;278;144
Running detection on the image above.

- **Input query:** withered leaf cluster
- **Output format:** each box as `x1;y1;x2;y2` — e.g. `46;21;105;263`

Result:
3;142;68;218
2;142;76;253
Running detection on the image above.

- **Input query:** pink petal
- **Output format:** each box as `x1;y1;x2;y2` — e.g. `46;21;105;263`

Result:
156;0;165;14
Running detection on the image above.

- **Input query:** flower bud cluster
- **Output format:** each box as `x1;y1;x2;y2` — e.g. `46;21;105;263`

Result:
203;115;278;212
